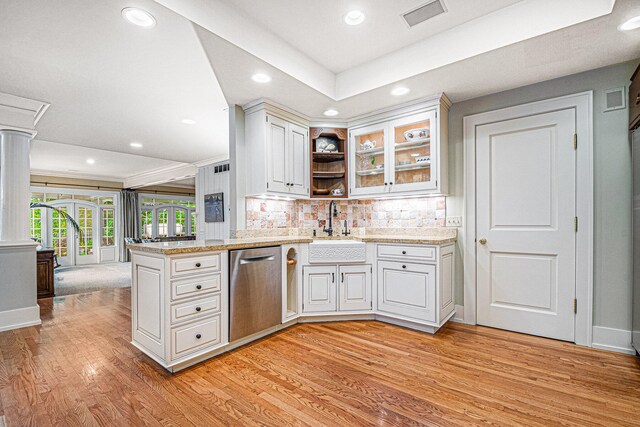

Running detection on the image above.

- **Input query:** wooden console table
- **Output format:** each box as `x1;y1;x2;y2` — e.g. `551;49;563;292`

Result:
37;249;55;298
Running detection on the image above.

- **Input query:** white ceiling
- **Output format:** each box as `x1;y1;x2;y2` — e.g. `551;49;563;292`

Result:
0;0;229;178
218;0;523;73
30;140;186;181
193;0;640;119
1;0;638;183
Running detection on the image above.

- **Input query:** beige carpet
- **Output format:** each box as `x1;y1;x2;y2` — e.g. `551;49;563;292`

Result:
54;262;131;296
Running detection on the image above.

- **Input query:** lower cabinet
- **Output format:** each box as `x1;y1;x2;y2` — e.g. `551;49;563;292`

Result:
377;261;436;323
303;264;372;313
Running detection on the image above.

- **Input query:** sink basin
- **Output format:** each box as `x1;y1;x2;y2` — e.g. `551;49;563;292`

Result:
308;240;366;263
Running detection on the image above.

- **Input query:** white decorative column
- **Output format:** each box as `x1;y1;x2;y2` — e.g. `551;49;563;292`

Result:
0;93;49;332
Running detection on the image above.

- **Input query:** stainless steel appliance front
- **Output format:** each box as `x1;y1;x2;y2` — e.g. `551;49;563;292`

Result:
229;246;282;342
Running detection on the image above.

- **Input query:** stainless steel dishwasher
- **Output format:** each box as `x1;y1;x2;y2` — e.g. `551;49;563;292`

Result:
229;246;282;342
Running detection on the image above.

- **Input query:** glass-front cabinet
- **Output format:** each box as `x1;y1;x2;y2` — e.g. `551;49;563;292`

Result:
351;123;389;196
349;96;447;197
389;111;437;192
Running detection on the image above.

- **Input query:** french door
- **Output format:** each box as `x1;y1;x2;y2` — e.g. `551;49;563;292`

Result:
50;201;98;266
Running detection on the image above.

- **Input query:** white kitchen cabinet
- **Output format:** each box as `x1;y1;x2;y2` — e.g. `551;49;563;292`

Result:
339;265;372;311
376;243;455;327
303;264;373;313
244;100;310;198
349;94;450;197
303;265;337;313
377;261;436;322
130;251;229;372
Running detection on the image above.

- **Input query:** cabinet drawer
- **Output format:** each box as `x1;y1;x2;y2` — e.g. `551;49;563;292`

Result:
171;315;221;360
171;295;221;325
171;274;221;301
171;254;220;276
377;244;436;261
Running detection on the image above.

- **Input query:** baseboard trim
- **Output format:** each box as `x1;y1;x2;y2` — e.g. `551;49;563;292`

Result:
0;305;41;332
592;326;635;355
452;305;465;323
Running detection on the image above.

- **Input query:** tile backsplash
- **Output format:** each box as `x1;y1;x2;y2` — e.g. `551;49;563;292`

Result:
245;197;446;230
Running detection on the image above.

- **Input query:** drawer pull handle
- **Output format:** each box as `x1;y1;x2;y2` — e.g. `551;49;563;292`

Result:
195;306;201;312
402;265;407;269
195;334;202;339
196;284;202;290
195;262;202;267
402;250;407;255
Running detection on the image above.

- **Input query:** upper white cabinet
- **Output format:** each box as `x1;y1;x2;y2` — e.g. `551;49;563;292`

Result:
349;94;450;197
244;101;310;198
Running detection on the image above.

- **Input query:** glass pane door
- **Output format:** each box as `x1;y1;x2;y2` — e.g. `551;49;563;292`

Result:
157;208;169;237
352;124;388;194
51;205;71;266
175;209;187;236
75;204;97;265
391;111;436;190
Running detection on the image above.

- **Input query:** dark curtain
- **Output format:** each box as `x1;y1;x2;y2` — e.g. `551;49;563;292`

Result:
119;189;139;262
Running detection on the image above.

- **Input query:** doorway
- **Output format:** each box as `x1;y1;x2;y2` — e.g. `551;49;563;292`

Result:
463;92;594;346
50;201;99;266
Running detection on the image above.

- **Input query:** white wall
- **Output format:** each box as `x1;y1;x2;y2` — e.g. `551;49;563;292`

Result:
196;162;231;240
447;59;639;331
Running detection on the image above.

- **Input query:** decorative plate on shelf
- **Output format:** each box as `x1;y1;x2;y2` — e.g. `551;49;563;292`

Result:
403;128;429;141
316;137;338;152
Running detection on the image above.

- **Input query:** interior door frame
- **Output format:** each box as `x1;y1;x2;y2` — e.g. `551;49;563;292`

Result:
463;91;594;347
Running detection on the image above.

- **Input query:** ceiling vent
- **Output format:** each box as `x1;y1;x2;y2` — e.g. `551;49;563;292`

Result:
402;0;447;28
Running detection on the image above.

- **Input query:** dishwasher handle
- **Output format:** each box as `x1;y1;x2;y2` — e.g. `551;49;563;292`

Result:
239;255;276;265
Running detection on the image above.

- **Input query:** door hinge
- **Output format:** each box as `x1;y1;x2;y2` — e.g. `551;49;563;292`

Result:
266;116;269;123
302;303;304;311
370;301;373;308
574;216;578;232
573;298;577;314
574;133;577;150
266;182;269;189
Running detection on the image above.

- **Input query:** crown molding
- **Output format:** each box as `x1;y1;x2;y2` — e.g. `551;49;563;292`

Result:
30;168;125;183
123;163;197;189
0;92;50;137
194;155;230;168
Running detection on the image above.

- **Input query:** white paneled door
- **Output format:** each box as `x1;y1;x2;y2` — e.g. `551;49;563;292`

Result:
476;109;576;341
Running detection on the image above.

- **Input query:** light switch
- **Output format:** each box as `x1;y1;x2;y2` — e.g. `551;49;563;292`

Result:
446;216;462;227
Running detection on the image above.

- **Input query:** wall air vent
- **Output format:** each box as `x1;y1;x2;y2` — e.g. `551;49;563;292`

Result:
603;87;625;112
402;0;447;28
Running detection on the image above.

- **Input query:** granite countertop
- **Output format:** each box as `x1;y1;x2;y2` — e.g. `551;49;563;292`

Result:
127;233;456;255
127;236;314;255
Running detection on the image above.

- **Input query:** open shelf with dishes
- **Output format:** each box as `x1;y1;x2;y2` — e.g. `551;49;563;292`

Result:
309;127;348;198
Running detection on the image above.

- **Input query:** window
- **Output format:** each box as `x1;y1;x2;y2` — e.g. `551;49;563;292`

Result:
190;211;197;237
175;209;186;236
141;210;153;239
101;208;115;246
30;208;43;244
51;208;68;257
157;208;169;237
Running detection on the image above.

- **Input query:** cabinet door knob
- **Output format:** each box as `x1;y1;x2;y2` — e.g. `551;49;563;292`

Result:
195;262;202;267
196;284;202;290
402;250;407;255
384;182;388;186
195;334;202;339
195;306;201;312
402;265;406;269
478;238;487;245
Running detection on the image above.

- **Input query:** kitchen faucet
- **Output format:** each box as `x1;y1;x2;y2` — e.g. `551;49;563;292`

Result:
323;200;338;236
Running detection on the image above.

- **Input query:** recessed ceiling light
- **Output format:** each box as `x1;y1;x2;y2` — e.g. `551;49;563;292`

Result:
86;158;95;165
323;109;339;117
252;73;272;83
130;142;143;148
619;16;640;31
181;119;196;125
344;10;365;26
121;7;156;28
391;87;410;96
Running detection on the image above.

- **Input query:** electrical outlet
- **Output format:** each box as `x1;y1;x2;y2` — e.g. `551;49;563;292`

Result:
446;216;462;227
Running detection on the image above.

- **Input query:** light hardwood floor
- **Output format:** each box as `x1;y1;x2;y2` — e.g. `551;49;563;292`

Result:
0;288;639;426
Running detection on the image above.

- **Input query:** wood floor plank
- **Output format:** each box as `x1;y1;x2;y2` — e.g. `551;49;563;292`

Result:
0;288;639;426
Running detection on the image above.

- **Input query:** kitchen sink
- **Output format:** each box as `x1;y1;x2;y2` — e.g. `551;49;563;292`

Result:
308;239;366;263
